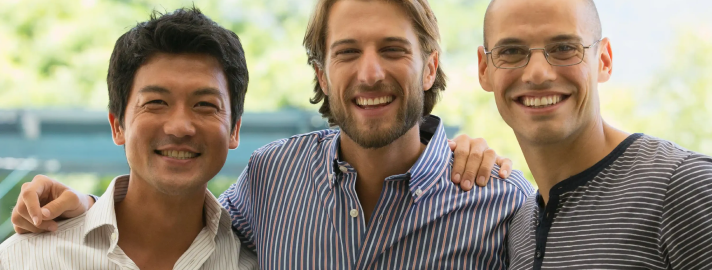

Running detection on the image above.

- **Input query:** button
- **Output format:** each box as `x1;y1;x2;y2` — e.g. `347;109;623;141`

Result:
349;209;359;218
339;166;348;173
110;232;117;241
535;250;542;258
415;189;423;197
536;219;540;226
328;174;334;182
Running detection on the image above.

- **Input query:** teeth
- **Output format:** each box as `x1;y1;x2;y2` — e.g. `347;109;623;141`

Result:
356;96;394;106
520;95;566;108
160;150;197;159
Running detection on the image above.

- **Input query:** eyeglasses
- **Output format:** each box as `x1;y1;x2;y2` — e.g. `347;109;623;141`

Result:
484;39;602;69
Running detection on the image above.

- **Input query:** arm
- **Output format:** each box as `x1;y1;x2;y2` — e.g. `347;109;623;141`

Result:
11;175;94;233
219;158;257;251
661;153;712;269
448;134;514;191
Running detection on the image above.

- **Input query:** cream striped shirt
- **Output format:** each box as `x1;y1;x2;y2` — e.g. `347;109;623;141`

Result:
0;175;258;270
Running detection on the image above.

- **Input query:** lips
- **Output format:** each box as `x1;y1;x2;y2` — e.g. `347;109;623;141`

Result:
353;95;395;109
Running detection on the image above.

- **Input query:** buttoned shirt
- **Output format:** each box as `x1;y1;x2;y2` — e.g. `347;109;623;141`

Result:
220;115;534;269
0;175;258;270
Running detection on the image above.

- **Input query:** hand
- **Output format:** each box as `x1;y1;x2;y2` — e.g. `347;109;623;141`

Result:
12;175;94;234
448;135;513;191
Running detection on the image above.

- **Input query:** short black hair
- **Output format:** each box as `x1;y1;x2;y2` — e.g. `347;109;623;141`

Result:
483;0;602;48
107;7;248;131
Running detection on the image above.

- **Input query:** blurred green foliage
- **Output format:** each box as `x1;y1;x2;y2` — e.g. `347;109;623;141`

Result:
1;0;711;195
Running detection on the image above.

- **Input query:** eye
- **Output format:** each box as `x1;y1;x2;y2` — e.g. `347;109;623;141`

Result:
499;47;527;55
335;49;359;56
381;47;407;56
550;44;576;53
195;101;218;109
144;100;167;106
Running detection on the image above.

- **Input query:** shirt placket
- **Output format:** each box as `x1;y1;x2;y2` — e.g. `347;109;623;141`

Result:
355;176;409;270
334;163;368;269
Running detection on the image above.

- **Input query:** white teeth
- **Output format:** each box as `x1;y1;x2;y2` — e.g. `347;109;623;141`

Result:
356;96;394;106
520;95;566;108
160;150;197;159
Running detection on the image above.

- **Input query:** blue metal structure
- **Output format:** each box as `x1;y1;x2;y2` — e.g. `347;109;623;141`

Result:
0;109;459;176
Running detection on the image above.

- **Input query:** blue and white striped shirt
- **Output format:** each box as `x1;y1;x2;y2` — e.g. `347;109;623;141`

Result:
219;115;534;269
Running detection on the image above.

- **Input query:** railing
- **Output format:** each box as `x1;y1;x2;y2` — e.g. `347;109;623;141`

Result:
0;159;38;239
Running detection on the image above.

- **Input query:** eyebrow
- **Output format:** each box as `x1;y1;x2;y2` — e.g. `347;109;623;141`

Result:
192;88;224;98
549;34;583;43
329;37;413;50
493;37;527;48
383;37;412;46
330;39;357;50
138;85;170;95
138;85;224;98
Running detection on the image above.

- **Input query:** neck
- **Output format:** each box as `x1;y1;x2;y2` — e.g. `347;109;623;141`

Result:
340;124;426;186
340;124;425;223
518;117;629;206
115;173;207;267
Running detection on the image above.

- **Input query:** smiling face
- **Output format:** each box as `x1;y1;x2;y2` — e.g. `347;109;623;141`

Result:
478;0;612;145
109;53;240;195
315;0;438;149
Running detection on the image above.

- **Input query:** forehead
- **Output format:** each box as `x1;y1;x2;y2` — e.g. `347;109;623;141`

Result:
488;0;591;45
326;0;417;46
132;53;228;97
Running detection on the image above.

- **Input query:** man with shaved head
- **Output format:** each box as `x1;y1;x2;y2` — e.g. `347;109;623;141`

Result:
477;0;712;269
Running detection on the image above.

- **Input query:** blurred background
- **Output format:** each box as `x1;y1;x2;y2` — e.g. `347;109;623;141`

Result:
0;0;710;240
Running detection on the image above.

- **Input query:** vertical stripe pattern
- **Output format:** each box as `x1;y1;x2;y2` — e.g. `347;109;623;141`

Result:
220;115;534;269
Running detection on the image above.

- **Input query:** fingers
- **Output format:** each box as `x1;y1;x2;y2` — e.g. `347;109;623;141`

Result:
450;135;471;185
497;156;513;179
475;148;497;187
18;178;48;227
41;190;82;220
461;138;488;191
11;206;57;233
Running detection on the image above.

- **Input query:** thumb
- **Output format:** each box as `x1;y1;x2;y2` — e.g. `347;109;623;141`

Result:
40;190;82;220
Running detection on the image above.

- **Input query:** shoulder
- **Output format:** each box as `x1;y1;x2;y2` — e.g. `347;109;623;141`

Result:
0;216;86;261
627;135;694;166
248;129;338;162
490;164;536;197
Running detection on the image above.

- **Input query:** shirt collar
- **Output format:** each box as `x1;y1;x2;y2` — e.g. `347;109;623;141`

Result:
83;175;231;249
325;115;452;201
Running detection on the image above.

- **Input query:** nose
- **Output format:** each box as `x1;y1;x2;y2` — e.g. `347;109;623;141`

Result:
356;48;385;86
163;107;196;138
521;50;557;85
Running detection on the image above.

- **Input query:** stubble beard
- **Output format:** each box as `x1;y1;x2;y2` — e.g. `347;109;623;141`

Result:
329;81;424;149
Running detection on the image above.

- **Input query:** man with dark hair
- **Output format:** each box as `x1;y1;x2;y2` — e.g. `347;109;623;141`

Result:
0;8;258;269
477;0;712;269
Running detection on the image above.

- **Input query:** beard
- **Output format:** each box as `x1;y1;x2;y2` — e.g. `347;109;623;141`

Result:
328;79;424;149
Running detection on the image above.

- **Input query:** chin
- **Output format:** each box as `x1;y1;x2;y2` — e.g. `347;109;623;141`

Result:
519;125;574;145
150;174;209;196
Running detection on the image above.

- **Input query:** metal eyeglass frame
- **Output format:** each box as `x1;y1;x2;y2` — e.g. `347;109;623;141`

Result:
484;39;602;69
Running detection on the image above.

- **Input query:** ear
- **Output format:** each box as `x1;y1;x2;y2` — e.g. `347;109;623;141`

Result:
597;38;613;83
108;113;126;146
422;51;439;91
478;46;493;92
314;63;329;95
229;117;242;149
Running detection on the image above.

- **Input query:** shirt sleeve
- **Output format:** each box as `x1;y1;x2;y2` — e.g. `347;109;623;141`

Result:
219;159;257;252
660;153;712;269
